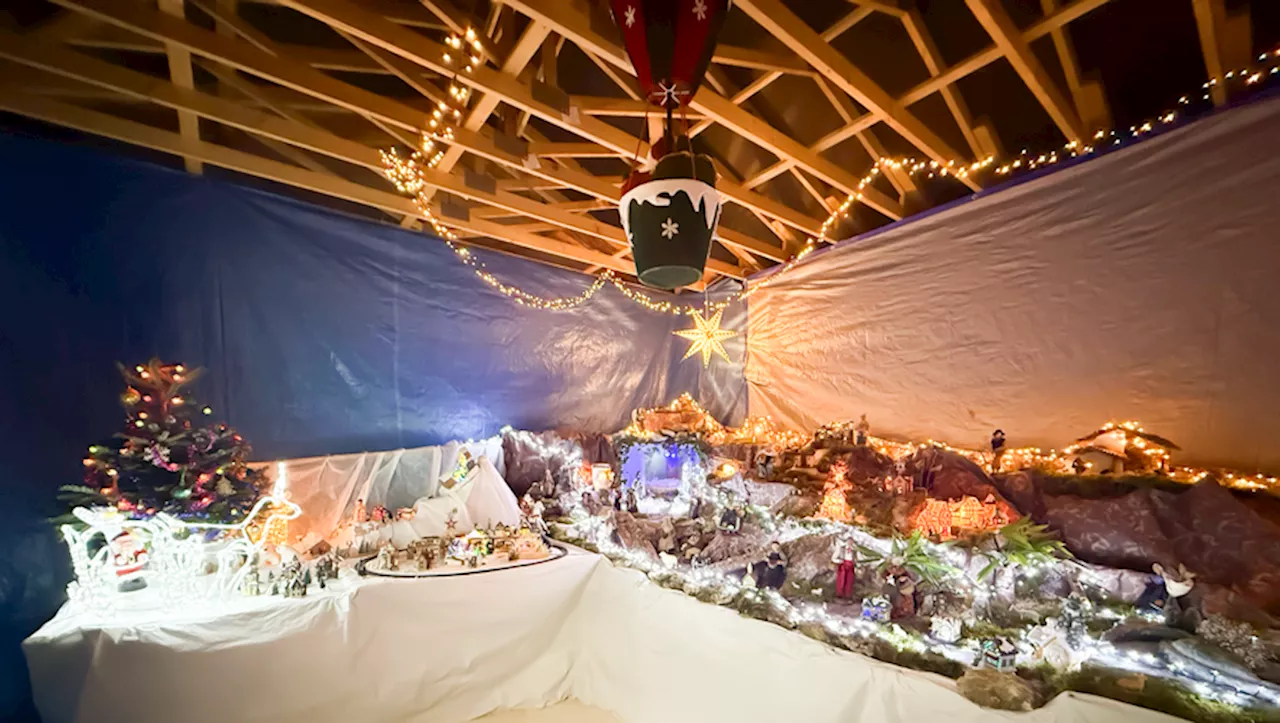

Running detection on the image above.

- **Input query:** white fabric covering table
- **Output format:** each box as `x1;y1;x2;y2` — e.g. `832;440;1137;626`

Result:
26;552;1181;723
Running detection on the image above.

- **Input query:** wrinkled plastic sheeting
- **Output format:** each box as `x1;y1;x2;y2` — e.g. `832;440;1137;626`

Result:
746;95;1280;472
0;131;745;713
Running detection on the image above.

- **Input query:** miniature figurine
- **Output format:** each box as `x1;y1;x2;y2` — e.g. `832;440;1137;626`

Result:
529;500;548;535
657;518;678;556
624;487;639;514
376;543;396;571
519;493;534;516
1071;456;1088;475
688;495;703;520
832;534;857;601
582;489;603;516
108;529;149;592
886;565;917;619
353;498;368;524
990;429;1006;473
1049;592;1084;646
755;448;776;479
681;531;704;564
762;541;787;590
740;563;758;589
539;469;558;499
854;414;870;446
1137;562;1199;627
717;503;743;534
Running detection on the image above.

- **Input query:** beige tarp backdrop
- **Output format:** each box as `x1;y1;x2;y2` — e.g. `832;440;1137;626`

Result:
745;95;1280;472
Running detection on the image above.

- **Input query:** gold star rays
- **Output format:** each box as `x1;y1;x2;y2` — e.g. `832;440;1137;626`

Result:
674;309;737;367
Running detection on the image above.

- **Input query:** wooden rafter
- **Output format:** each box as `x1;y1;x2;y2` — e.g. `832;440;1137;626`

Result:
734;0;978;190
496;0;905;221
0;29;745;281
1191;0;1253;107
0;87;648;277
689;6;871;138
5;0;1135;282
1038;0;1109;133
900;8;994;160
965;0;1083;145
270;0;821;240
739;0;1114;192
157;0;202;174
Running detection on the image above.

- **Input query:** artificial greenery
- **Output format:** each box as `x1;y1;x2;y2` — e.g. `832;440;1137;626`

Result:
978;518;1072;581
857;530;960;586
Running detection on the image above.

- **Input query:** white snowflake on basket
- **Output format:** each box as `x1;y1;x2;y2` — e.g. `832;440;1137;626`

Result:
661;218;680;239
693;0;708;21
624;5;636;27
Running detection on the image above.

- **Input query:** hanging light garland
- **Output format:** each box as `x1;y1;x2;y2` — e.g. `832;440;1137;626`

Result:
383;40;1280;316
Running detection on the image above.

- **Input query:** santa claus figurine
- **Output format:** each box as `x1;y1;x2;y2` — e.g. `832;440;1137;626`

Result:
109;529;149;592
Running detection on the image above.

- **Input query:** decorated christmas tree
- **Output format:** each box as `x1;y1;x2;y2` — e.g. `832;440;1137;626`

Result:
60;359;268;524
817;462;853;523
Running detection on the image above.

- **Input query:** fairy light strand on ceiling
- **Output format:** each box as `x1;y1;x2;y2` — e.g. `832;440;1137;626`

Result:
383;38;1280;315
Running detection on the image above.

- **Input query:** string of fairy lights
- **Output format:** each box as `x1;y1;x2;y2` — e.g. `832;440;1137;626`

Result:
382;32;1280;316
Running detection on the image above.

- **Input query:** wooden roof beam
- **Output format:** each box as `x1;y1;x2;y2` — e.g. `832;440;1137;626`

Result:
498;0;903;220
1038;0;1109;133
45;0;788;263
735;0;978;190
741;0;1114;191
0;31;744;280
1192;0;1253;107
0;88;650;277
965;0;1083;145
158;0;202;174
848;0;906;18
276;0;821;239
900;7;996;161
690;6;871;139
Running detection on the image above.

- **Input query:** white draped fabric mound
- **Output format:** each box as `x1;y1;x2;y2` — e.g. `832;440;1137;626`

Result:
26;552;1180;723
265;437;506;542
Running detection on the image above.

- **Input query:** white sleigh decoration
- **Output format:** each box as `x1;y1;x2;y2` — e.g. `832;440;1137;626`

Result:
61;462;302;612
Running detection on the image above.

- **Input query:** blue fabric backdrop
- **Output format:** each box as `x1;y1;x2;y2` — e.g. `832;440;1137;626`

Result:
0;132;745;719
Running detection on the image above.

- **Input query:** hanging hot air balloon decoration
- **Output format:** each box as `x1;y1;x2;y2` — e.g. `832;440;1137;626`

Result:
611;0;729;289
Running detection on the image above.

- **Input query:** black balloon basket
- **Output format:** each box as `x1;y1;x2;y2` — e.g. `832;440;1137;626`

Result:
620;152;723;290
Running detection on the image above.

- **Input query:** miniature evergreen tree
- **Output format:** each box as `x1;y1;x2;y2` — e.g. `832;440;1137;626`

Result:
60;359;267;524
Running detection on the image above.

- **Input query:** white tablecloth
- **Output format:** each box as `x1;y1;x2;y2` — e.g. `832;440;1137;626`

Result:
26;551;1180;723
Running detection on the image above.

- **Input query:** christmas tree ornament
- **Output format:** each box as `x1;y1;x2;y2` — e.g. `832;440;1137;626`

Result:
674;309;736;366
610;0;729;288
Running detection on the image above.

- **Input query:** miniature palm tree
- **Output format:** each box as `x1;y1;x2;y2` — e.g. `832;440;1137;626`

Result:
978;518;1072;603
859;530;959;587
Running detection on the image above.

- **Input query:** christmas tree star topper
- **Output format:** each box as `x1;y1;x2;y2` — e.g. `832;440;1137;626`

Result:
674;309;736;367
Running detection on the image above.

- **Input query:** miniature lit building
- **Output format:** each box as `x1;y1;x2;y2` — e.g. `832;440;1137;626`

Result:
619;442;706;496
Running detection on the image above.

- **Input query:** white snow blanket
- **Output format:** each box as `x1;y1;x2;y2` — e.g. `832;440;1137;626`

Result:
26;553;1181;723
267;437;506;541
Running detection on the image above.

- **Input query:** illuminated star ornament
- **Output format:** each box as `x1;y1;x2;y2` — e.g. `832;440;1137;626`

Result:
674;309;737;367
